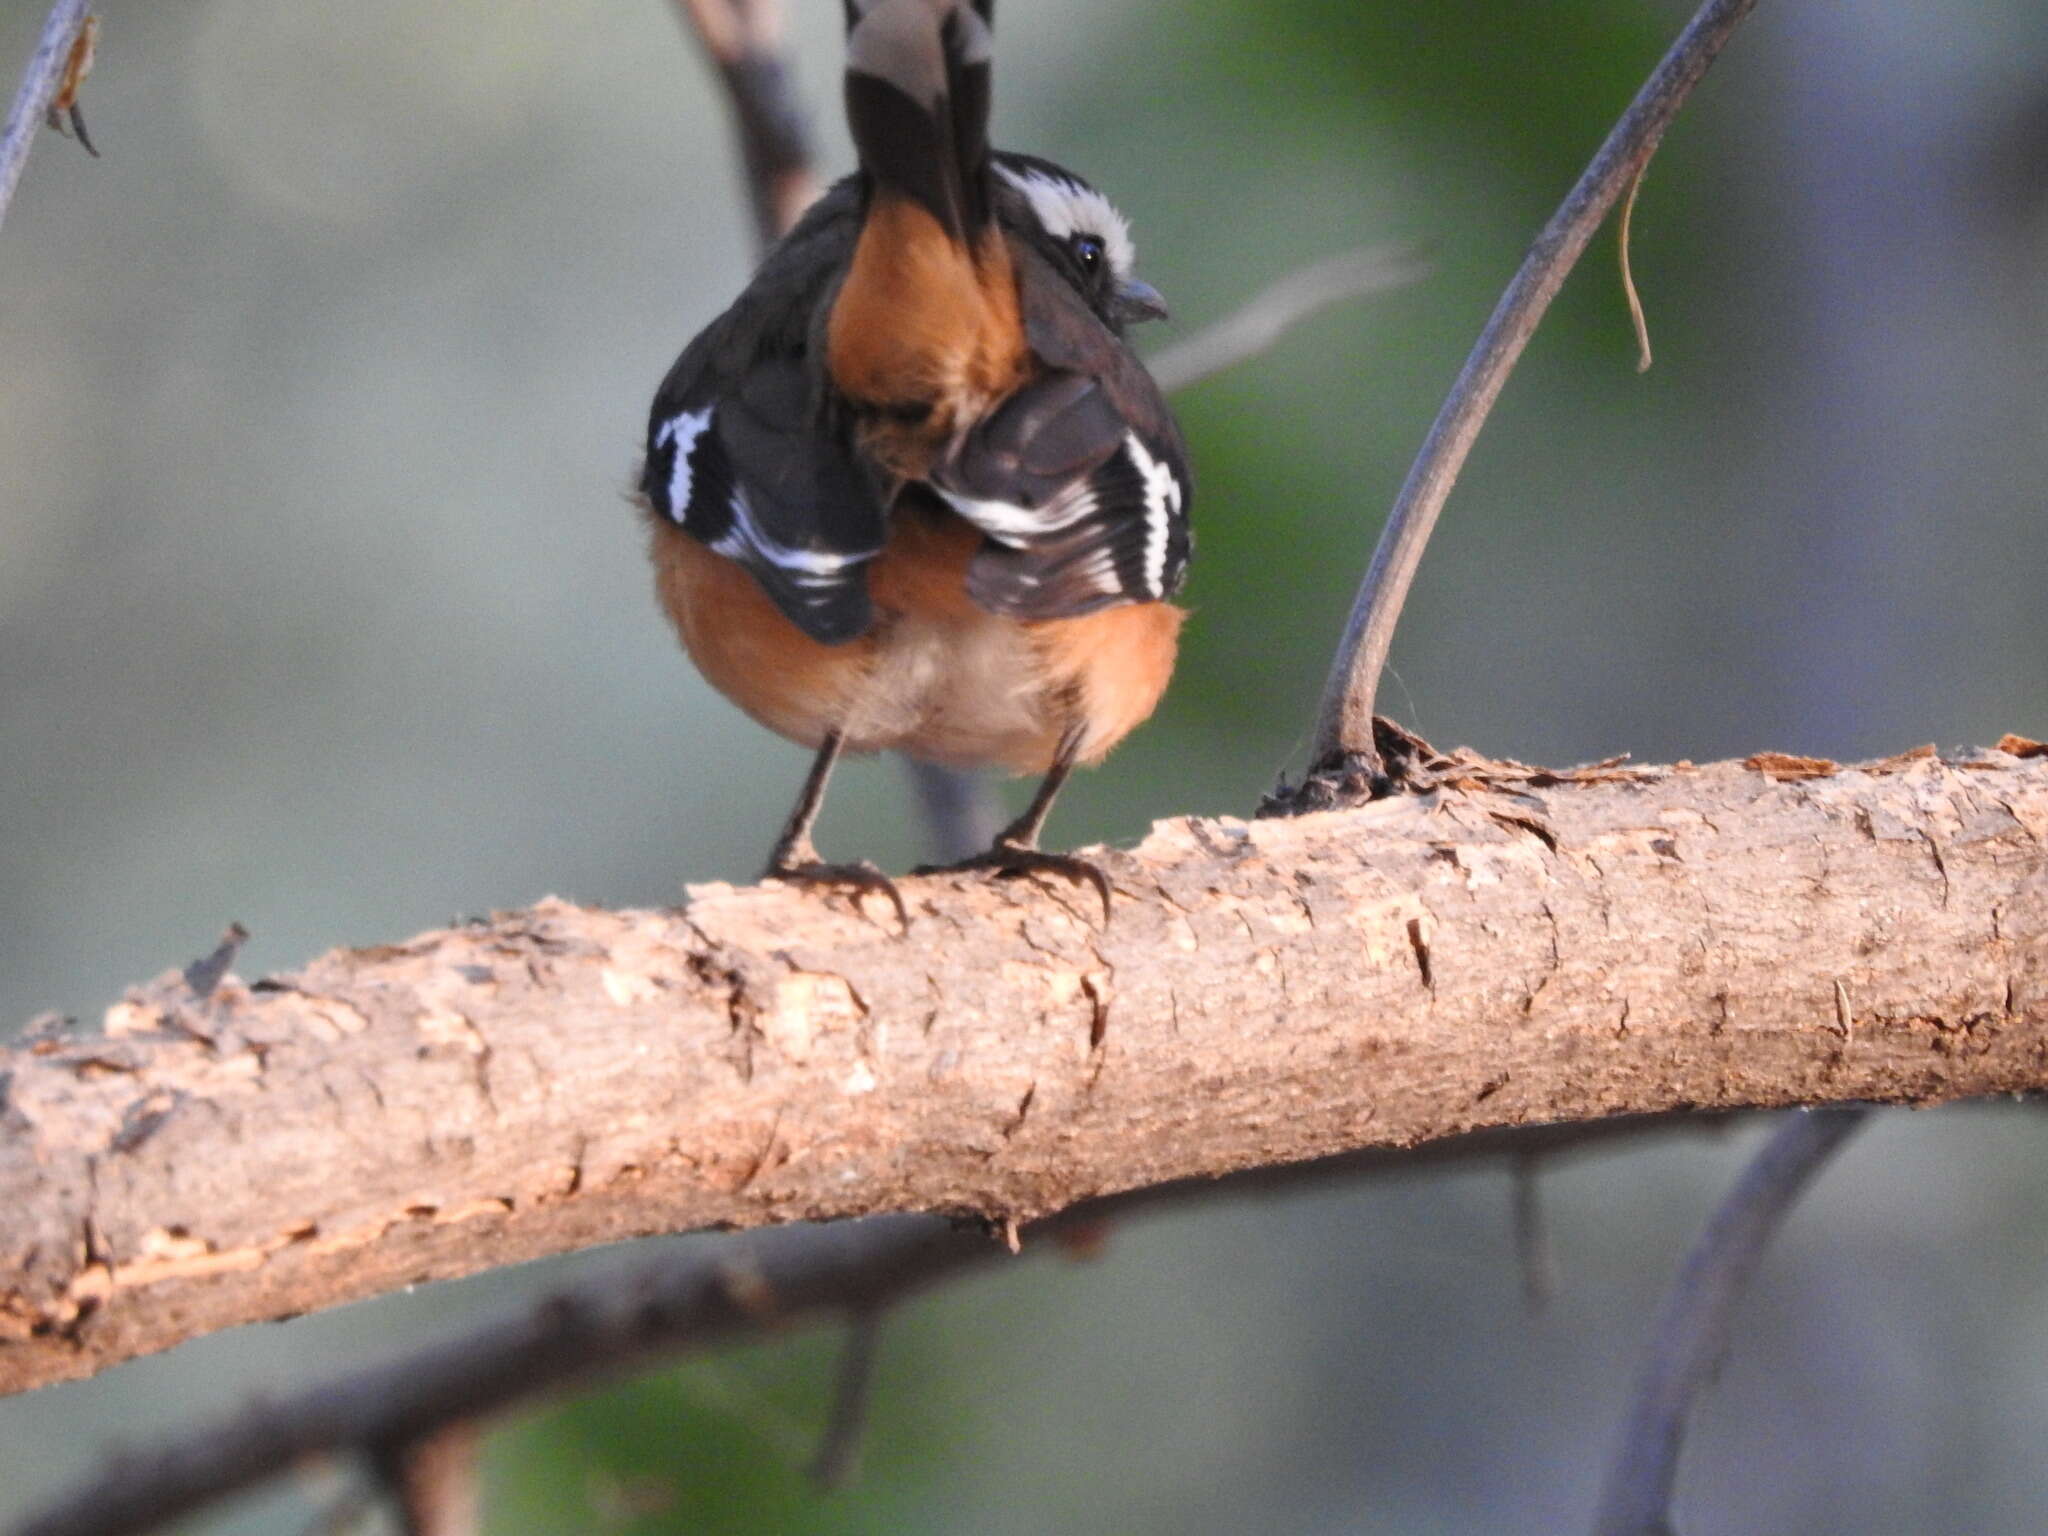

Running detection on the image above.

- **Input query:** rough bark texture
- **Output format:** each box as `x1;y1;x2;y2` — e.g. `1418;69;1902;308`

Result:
3;747;2045;1396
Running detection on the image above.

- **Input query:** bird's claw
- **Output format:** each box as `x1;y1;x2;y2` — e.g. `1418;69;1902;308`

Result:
917;843;1113;924
764;859;910;931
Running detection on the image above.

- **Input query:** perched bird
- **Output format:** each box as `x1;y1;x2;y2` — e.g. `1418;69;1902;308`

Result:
639;0;1190;917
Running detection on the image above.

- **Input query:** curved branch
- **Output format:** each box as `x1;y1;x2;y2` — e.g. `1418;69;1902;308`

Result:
1591;1107;1869;1536
1300;0;1758;798
13;1115;1732;1536
1;744;2042;1405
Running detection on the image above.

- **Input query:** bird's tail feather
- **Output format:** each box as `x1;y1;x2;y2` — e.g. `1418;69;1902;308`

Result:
843;0;995;242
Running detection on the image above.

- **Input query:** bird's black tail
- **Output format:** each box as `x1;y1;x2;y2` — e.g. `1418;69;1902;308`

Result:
843;0;996;242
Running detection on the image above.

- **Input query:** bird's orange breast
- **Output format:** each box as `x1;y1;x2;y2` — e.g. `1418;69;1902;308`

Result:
649;507;1182;776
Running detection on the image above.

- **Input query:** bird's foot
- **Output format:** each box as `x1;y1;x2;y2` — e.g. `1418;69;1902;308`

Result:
762;854;910;931
918;841;1113;924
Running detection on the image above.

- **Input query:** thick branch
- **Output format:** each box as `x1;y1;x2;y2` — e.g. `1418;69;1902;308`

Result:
14;1115;1723;1536
3;746;2044;1399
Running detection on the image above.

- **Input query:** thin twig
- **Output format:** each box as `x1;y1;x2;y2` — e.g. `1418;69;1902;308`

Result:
1148;244;1430;395
1511;1149;1558;1312
1590;1108;1870;1536
376;1423;483;1536
43;13;96;158
181;921;248;1001
808;1311;883;1490
0;0;91;236
12;1115;1730;1536
295;1487;376;1536
903;758;1005;862
1297;0;1758;799
672;0;821;250
1618;165;1654;373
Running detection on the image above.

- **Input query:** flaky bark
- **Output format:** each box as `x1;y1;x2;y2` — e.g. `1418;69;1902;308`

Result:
3;746;2045;1397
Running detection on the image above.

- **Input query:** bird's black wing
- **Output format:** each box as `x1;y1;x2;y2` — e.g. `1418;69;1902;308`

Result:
641;184;887;645
934;243;1192;620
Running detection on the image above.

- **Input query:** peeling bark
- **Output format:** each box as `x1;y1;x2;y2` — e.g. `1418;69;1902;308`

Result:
3;747;2045;1397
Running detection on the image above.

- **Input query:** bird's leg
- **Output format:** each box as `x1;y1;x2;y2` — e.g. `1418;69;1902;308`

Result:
920;727;1113;922
763;730;908;928
998;733;1080;850
765;729;844;871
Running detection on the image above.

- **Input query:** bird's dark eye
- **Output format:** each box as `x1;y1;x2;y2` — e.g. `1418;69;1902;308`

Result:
1070;233;1107;276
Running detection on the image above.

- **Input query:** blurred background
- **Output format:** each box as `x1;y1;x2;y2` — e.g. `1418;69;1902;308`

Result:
4;0;2047;1530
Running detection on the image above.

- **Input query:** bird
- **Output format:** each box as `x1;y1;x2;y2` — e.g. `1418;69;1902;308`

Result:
638;0;1191;921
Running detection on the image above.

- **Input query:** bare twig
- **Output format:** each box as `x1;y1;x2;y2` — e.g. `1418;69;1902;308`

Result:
0;0;91;235
903;757;1004;862
808;1311;882;1490
1511;1149;1558;1312
1148;243;1431;396
1293;0;1758;803
1590;1108;1870;1536
42;13;96;158
1618;166;1654;372
12;1116;1735;1536
181;921;248;1002
296;1486;375;1536
376;1424;482;1536
672;0;821;250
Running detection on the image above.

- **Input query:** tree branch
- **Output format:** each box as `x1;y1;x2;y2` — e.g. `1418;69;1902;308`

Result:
378;1423;483;1536
807;1310;881;1490
1592;1107;1869;1536
3;743;2043;1406
0;0;90;235
1297;0;1758;801
1147;243;1430;396
671;0;820;249
12;1115;1734;1536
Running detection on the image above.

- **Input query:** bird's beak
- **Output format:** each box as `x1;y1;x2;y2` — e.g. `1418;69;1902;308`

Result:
1113;277;1170;326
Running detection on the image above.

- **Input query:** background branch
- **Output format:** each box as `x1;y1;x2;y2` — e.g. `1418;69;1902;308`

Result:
807;1311;882;1491
378;1424;483;1536
1592;1108;1870;1536
671;0;819;249
1297;0;1758;799
901;757;1004;862
0;0;89;235
13;1114;1736;1536
1147;243;1431;396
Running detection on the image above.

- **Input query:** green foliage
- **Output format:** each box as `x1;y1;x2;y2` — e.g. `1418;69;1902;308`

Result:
488;1326;958;1534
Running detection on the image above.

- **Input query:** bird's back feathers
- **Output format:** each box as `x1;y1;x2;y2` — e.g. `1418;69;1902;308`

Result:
643;2;1191;646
